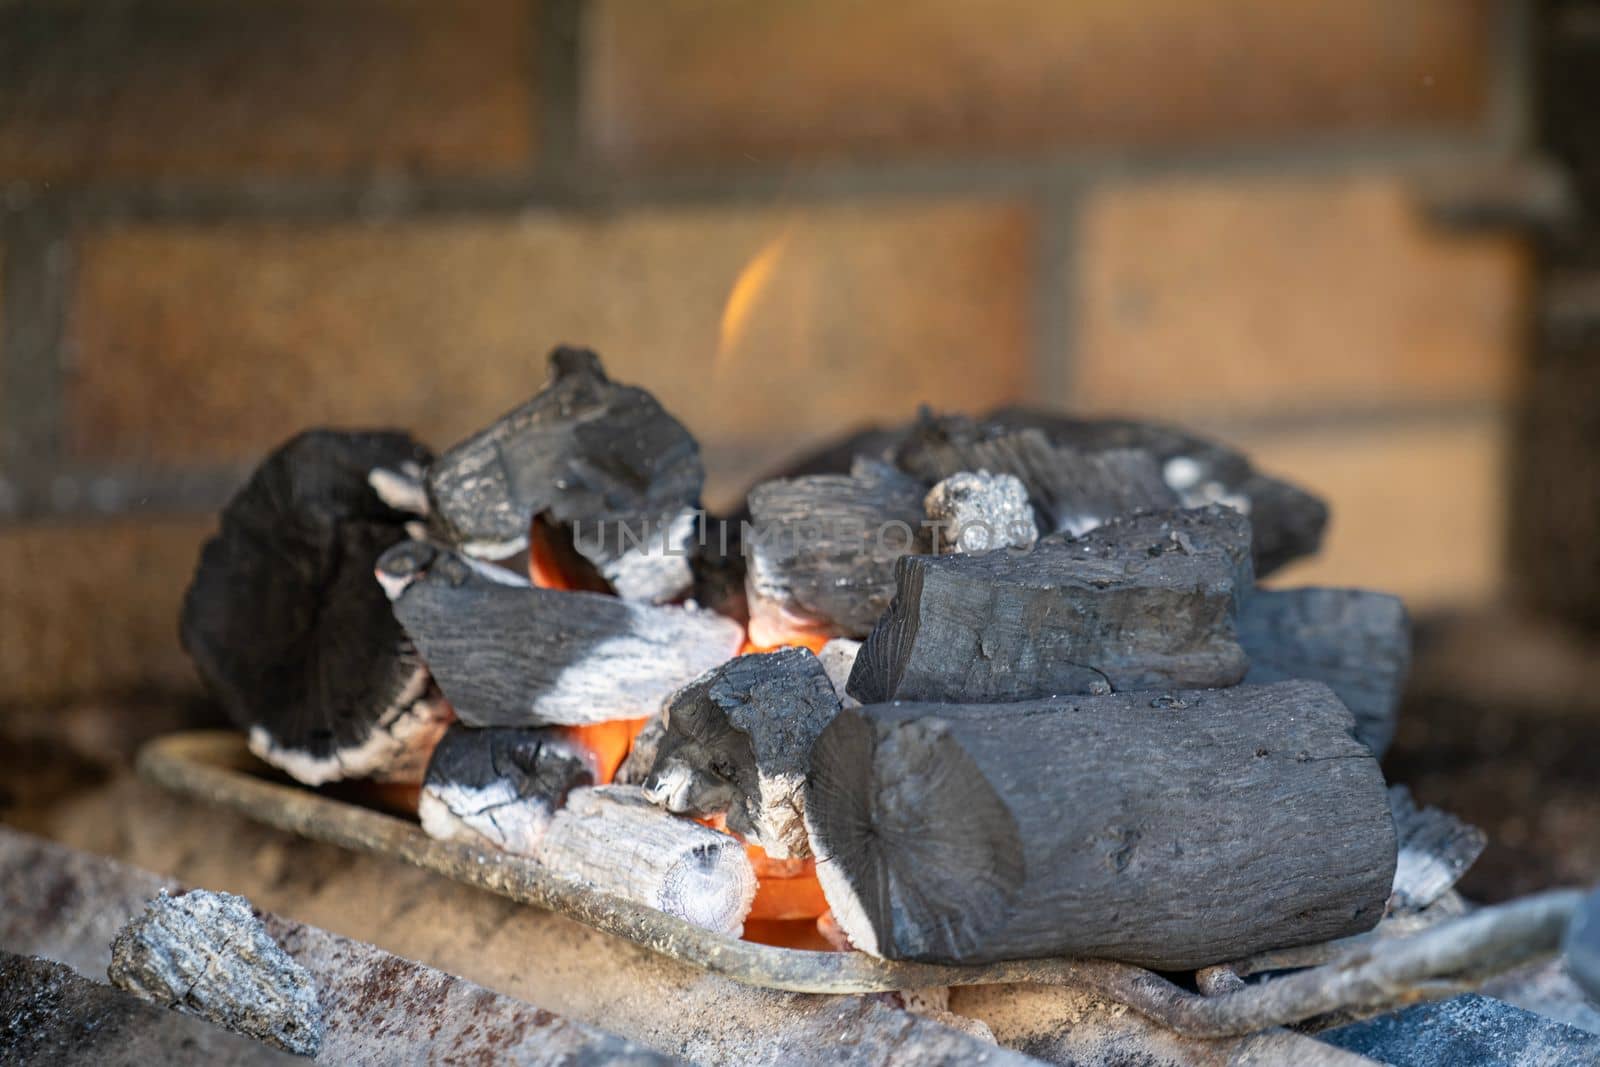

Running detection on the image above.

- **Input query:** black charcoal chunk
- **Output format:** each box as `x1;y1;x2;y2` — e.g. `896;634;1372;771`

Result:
419;724;594;854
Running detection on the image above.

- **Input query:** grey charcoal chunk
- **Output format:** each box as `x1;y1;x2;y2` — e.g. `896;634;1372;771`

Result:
849;506;1253;704
108;890;323;1057
1320;993;1600;1067
1;951;298;1066
1387;786;1487;914
923;470;1038;553
1239;587;1411;756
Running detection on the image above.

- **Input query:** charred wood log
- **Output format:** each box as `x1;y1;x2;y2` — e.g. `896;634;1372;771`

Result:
378;541;743;726
537;785;757;936
744;459;930;646
640;648;841;858
423;347;704;603
1237;587;1411;756
897;421;1176;537
804;680;1396;968
418;724;594;854
180;430;453;787
848;506;1253;704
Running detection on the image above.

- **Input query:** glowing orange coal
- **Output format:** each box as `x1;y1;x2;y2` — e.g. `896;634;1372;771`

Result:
561;717;649;785
739;632;831;656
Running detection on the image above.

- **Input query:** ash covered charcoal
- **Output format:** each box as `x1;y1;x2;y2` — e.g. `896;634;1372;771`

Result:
816;638;862;708
1569;886;1600;1004
1387;786;1488;915
377;541;743;726
1320;993;1600;1066
804;681;1396;968
108;890;323;1057
743;458;930;646
423;346;704;603
849;506;1253;704
640;648;842;859
418;724;594;854
537;786;758;937
614;714;668;787
922;470;1038;553
1237;587;1411;756
180;430;452;787
896;416;1176;538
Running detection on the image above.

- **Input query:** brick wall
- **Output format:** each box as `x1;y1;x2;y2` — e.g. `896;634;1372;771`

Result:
0;0;1531;704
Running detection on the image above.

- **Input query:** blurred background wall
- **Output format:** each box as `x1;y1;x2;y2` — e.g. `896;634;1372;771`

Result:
0;0;1568;707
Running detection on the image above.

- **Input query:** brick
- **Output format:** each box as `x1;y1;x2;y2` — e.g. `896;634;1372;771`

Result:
0;0;534;182
65;201;1034;498
0;519;210;704
1235;418;1506;609
1073;174;1528;418
584;0;1493;170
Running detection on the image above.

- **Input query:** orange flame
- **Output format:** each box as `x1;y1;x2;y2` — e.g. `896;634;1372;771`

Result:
716;230;791;375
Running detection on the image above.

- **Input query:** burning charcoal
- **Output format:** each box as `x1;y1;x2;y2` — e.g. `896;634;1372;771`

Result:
1320;993;1600;1066
816;638;862;708
418;724;594;854
1568;886;1600;1004
804;680;1395;968
614;714;667;787
984;406;1328;576
922;470;1038;553
378;541;743;726
744;459;930;646
108;890;323;1057
897;419;1176;538
849;506;1253;704
180;430;452;787
424;346;704;603
1388;786;1488;916
1237;587;1411;756
536;786;757;936
641;648;842;859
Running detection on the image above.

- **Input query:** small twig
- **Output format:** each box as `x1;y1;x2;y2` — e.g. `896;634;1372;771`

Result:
1026;889;1582;1038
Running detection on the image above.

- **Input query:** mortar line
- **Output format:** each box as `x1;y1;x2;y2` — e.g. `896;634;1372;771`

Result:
0;211;71;471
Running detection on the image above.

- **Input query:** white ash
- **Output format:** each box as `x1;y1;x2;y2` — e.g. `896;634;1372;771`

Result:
418;782;557;856
366;464;431;516
587;508;700;604
924;471;1038;554
817;638;863;708
108;889;323;1057
247;671;453;787
1162;455;1252;515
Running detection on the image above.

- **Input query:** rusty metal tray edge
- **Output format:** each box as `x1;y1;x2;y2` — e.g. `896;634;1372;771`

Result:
138;730;1088;995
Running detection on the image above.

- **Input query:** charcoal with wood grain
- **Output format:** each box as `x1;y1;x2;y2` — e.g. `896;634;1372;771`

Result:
180;429;453;787
536;785;758;937
640;647;842;859
417;346;704;603
743;458;930;646
804;680;1397;968
848;505;1254;704
1238;587;1412;756
376;540;743;727
418;724;595;855
895;415;1177;538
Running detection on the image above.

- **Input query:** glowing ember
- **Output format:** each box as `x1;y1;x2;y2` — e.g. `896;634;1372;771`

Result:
739;633;831;656
562;717;649;785
716;231;791;375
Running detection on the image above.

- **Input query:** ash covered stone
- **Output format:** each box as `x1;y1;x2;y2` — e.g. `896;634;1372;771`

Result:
923;470;1038;554
108;890;323;1057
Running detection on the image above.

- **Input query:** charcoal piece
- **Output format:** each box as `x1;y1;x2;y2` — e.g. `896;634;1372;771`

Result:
1319;993;1600;1066
418;724;594;855
804;680;1396;968
1238;587;1411;755
641;648;842;859
983;406;1328;576
922;470;1038;553
1387;786;1488;915
614;714;668;787
108;890;323;1057
744;459;931;646
537;786;757;936
848;506;1253;704
1565;885;1600;1004
425;346;704;603
180;429;452;787
1;952;297;1066
378;542;744;727
897;420;1176;537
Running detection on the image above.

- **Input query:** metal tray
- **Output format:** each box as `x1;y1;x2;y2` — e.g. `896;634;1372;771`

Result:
137;730;1088;995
